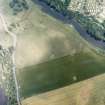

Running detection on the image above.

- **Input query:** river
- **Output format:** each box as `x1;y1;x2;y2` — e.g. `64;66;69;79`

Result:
32;0;105;49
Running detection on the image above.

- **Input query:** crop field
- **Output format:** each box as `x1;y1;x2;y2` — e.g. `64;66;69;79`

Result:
2;0;105;105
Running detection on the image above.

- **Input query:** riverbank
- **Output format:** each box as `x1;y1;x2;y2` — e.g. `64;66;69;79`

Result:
32;0;105;50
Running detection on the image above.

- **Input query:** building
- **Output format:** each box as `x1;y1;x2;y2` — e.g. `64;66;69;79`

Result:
68;0;104;17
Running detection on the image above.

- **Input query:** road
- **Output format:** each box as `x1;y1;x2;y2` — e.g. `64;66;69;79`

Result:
0;13;20;105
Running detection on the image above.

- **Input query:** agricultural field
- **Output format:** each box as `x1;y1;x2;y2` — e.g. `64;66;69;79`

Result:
1;0;105;105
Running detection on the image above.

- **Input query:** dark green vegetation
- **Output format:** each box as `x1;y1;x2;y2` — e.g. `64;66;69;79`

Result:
0;48;18;105
9;0;105;41
37;0;74;18
40;0;71;14
75;13;105;41
37;0;105;41
18;53;105;98
102;20;105;29
9;0;29;15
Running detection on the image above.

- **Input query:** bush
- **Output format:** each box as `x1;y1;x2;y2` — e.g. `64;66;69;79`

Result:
9;0;29;14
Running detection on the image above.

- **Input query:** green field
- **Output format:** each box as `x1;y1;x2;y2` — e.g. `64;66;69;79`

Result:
1;0;105;105
18;51;105;98
4;0;104;102
10;0;105;99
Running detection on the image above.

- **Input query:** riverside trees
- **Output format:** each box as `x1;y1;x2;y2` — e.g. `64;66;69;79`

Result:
75;13;105;41
9;0;29;15
41;0;71;15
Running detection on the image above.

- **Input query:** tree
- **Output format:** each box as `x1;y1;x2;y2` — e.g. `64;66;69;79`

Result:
102;20;105;28
9;0;29;14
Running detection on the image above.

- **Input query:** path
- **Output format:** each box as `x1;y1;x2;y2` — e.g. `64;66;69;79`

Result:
0;12;20;105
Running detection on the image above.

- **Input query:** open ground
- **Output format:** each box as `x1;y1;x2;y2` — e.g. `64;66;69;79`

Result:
1;0;105;105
